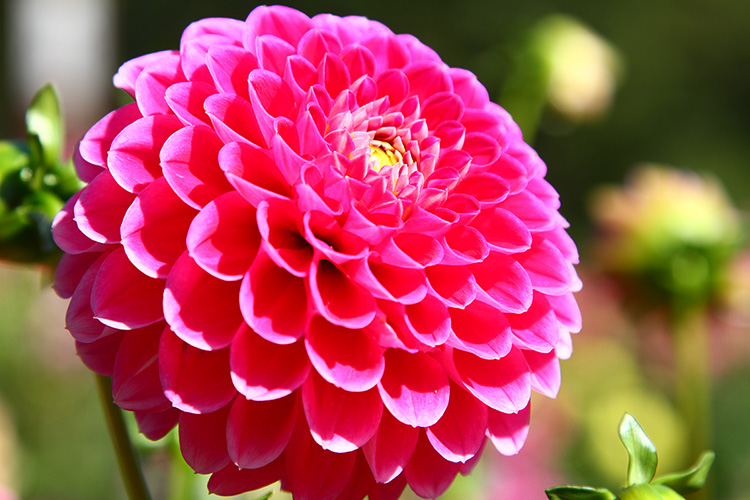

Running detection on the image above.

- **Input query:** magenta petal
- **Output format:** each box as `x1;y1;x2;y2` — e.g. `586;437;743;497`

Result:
303;211;368;265
113;50;178;96
516;237;573;295
351;258;427;305
310;258;376;329
230;323;311;401
507;293;559;353
335;452;377;500
380;232;443;269
208;457;284;496
284;417;357;500
78;103;142;168
302;371;382;452
134;53;185;116
403;431;461;499
524;349;561;398
305;316;385;392
403;295;451;347
547;291;582;334
368;475;407;500
218;141;292;205
471;251;533;314
454;347;531;414
54;251;100;299
165;81;216;127
51;192;105;254
256;199;314;277
500;190;555;232
75;330;123;376
108;114;183;193
159;327;235;414
179;405;232;474
204;94;266;147
448;300;512;360
256;34;297;76
163;252;243;350
206;44;259;99
187;191;259;280
112;325;171;412
469;206;532;253
227;394;298;469
66;253;109;343
426;383;488;463
442;225;489;265
377;350;449;427
91;247;165;329
134;408;180;441
121;176;196;279
363;410;419;484
244;5;312;48
160;125;232;210
487;403;531;456
425;265;476;308
74;171;135;244
240;252;309;344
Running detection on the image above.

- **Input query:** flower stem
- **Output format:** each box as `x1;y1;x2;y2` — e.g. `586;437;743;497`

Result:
671;303;712;499
95;374;152;500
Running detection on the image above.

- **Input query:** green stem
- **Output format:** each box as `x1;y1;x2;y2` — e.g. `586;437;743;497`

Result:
671;303;712;499
95;374;152;500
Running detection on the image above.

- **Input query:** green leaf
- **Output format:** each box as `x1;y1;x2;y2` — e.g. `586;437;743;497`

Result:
620;484;684;500
545;486;617;500
653;450;715;495
619;413;658;486
0;141;29;175
25;83;64;168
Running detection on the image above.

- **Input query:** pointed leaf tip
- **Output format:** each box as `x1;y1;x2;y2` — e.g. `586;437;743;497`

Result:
25;83;64;168
545;486;617;500
619;413;658;486
653;450;715;495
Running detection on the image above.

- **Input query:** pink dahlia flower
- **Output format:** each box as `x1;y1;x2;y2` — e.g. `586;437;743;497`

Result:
52;5;581;499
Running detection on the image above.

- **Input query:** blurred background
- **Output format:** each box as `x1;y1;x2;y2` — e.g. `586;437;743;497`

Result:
1;0;749;499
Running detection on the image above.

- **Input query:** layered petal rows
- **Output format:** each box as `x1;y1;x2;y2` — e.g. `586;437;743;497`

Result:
53;6;581;499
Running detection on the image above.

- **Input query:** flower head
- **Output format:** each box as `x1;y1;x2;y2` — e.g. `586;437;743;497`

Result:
52;6;581;498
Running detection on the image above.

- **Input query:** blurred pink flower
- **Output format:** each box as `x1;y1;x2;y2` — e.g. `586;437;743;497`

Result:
51;5;581;499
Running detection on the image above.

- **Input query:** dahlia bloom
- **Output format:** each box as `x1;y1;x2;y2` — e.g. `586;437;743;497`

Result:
52;5;581;498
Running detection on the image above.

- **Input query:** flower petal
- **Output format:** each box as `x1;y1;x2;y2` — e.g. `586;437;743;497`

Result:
112;325;171;412
362;409;419;483
403;431;462;499
179;405;232;474
448;299;512;360
426;383;488;463
454;347;531;414
74;171;135;244
487;403;531;456
309;258;376;329
208;457;284;496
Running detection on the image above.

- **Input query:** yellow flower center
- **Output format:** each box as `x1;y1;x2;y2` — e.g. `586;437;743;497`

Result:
368;140;403;172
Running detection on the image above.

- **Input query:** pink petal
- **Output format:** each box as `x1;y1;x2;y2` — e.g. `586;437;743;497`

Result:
164;81;216;127
54;251;100;299
179;404;232;474
113;50;178;96
425;264;476;308
471;251;533;314
448;299;512;360
507;293;559;353
340;44;376;81
403;294;451;347
368;475;407;500
487;403;531;456
218;141;292;205
239;251;309;344
65;252;109;343
335;452;376;500
134;408;180;441
75;330;123;376
121;176;197;278
180;34;235;85
456;172;511;206
375;68;410;105
320;53;351;98
462;132;501;166
297;28;343;66
403;431;461;499
305;316;385;392
426;383;488;463
362;410;418;483
515;237;573;295
112;325;171;412
244;5;313;48
454;347;531;414
450;67;489;109
377;350;449;427
404;60;452;103
204;94;266;148
160;125;232;210
181;17;245;44
163;252;243;350
108;114;184;193
441;225;490;265
421;91;464;129
547;291;582;334
230;322;311;401
78;103;142;169
524;349;561;398
208;457;284;496
310;258;376;329
159;327;235;414
206;44;258;99
51;192;105;254
91;247;165;329
347;257;427;305
302;370;383;452
227;394;298;468
284;417;357;500
469;206;532;253
74;171;135;244
255;34;297;76
256;199;314;277
499;190;556;232
186;191;259;280
134;53;185;116
380;232;443;269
